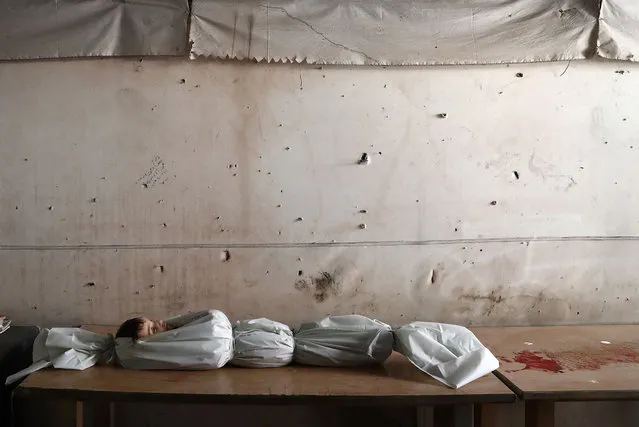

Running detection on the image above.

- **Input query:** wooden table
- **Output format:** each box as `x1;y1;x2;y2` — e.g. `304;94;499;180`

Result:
16;325;514;427
473;325;639;427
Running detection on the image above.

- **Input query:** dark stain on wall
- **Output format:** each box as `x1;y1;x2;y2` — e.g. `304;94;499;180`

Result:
295;270;342;303
460;288;505;316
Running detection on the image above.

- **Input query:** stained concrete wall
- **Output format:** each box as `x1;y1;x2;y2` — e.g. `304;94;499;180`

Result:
2;58;639;427
1;58;638;327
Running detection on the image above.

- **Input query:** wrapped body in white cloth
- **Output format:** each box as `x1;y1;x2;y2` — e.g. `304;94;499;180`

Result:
6;311;498;390
5;327;114;385
231;318;295;368
393;322;500;389
293;315;394;367
5;309;233;385
115;309;233;370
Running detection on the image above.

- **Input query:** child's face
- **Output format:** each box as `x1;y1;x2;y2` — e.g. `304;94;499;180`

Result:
138;318;170;337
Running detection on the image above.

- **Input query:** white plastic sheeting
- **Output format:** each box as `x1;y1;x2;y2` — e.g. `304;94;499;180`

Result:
393;322;499;389
598;0;639;61
5;327;114;385
6;310;234;384
190;0;599;64
116;309;234;370
231;318;295;368
0;0;189;60
6;315;499;389
3;0;639;63
293;315;393;366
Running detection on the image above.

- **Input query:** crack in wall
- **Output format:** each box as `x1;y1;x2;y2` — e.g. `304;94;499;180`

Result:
260;4;379;63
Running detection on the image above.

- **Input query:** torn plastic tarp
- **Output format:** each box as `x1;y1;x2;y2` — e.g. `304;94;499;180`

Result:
393;322;499;389
598;0;639;61
5;327;114;385
190;0;599;65
0;0;189;60
115;309;233;370
231;318;294;368
294;315;393;366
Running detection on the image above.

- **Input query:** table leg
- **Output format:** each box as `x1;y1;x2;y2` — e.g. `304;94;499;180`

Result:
525;401;554;427
109;402;115;427
473;404;483;427
76;401;84;427
416;406;434;427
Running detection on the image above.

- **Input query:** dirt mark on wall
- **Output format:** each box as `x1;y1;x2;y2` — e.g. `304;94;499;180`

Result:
460;287;505;316
137;155;168;188
295;269;342;303
452;285;570;323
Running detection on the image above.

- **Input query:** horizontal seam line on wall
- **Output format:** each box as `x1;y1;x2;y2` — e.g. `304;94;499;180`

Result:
1;235;638;250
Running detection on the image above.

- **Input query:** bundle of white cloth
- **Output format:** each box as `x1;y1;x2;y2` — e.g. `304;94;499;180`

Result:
5;311;498;389
293;315;393;367
231;318;294;368
393;322;499;389
5;309;233;384
116;310;234;370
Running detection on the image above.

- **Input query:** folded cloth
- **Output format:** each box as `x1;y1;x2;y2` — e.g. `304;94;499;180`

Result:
294;315;393;367
5;327;114;385
115;309;233;370
393;322;499;389
231;318;294;368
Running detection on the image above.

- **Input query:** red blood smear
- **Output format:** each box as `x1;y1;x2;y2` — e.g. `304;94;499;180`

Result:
508;350;563;373
548;344;639;371
501;343;639;374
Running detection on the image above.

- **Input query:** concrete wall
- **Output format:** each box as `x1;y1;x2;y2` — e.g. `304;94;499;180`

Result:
3;58;639;427
2;58;638;327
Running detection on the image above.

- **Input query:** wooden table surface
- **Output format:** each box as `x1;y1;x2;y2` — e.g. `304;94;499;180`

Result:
473;325;639;401
17;325;514;406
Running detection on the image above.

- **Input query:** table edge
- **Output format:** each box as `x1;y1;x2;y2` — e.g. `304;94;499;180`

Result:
15;386;516;405
521;389;639;402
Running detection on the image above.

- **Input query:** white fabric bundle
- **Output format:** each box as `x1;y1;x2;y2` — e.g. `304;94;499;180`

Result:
393;322;499;389
5;327;114;385
294;315;393;367
116;309;233;370
231;318;294;368
6;311;498;391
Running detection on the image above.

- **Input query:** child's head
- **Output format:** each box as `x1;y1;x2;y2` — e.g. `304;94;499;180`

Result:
115;317;170;340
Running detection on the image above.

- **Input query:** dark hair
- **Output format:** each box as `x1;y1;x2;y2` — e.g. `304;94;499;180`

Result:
115;317;145;340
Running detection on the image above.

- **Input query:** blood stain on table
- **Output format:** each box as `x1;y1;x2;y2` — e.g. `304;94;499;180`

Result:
501;350;563;373
500;343;639;373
